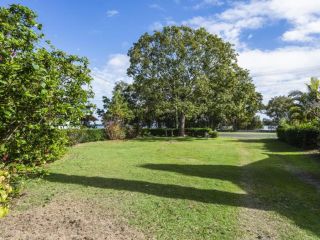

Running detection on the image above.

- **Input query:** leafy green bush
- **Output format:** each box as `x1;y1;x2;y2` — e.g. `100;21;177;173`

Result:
209;130;218;138
0;169;12;217
277;123;320;149
142;128;218;138
0;164;44;218
147;128;179;137
125;125;139;139
0;5;93;167
1;127;67;166
185;128;216;137
65;129;106;145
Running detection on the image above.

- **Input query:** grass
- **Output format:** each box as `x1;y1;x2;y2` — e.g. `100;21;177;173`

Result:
12;136;320;239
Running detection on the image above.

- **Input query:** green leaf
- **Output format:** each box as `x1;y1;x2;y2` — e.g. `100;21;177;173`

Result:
32;63;39;70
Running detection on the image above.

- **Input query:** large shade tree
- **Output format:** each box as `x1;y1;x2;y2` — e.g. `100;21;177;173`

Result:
127;26;261;135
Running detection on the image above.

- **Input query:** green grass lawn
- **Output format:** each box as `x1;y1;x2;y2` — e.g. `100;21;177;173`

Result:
10;137;320;239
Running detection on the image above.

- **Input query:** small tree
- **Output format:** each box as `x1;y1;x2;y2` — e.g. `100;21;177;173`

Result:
101;89;133;139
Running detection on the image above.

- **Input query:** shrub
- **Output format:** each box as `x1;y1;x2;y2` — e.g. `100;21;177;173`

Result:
141;128;218;138
1;127;67;166
140;128;151;137
148;128;179;137
65;128;106;145
105;122;126;140
209;130;218;138
125;125;139;139
0;5;92;167
277;123;320;149
185;128;214;137
0;169;13;218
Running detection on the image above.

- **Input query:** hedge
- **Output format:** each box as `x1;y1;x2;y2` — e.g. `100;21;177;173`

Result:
64;127;218;145
141;128;218;138
277;123;320;149
64;129;107;146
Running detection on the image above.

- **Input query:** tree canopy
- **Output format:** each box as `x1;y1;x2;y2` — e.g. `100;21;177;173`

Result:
265;96;293;124
127;26;262;134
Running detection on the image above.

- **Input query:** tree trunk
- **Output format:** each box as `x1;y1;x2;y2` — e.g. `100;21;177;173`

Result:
233;118;238;131
175;107;179;129
179;113;186;136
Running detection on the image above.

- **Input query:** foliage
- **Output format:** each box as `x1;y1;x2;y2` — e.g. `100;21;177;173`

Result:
127;26;261;135
264;78;320;125
141;128;217;138
81;104;98;128
0;169;12;217
245;115;263;130
105;122;126;140
266;77;320;134
277;122;320;149
288;77;320;123
65;129;106;146
265;96;293;124
99;88;133;140
0;4;93;166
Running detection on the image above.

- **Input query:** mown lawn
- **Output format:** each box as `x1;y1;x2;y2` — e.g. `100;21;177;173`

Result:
6;136;320;239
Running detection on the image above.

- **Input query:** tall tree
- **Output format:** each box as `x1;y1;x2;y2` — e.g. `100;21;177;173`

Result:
127;26;261;135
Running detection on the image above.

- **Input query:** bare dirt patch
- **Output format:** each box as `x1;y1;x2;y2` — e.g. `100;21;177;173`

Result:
0;196;145;240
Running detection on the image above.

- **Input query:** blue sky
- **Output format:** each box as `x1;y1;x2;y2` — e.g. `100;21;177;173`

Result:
2;0;320;108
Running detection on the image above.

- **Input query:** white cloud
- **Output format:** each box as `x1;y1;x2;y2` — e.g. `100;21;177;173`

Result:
150;18;177;31
106;10;119;17
179;0;320;101
238;47;320;102
183;15;264;48
181;0;320;47
193;0;223;10
219;0;320;43
91;54;131;108
149;21;164;31
149;4;165;11
96;1;320;107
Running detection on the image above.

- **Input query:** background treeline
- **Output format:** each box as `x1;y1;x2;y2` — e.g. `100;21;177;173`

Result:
265;78;320;148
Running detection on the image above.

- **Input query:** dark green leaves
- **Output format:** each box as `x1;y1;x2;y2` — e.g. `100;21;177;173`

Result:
0;4;93;166
127;26;262;132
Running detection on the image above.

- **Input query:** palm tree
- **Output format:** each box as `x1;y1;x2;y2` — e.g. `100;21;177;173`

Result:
288;77;320;123
307;77;320;101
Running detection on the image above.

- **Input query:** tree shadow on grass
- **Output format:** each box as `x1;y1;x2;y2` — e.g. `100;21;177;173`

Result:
45;138;320;237
46;173;244;206
141;139;320;237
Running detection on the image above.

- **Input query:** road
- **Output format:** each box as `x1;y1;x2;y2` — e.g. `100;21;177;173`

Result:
218;132;277;139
